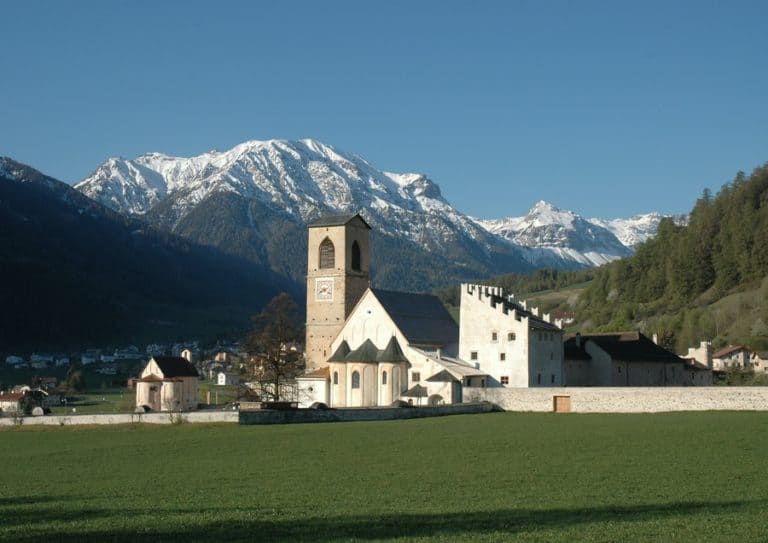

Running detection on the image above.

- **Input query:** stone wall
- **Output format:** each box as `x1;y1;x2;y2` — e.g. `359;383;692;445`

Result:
464;386;768;413
0;410;238;427
239;403;495;425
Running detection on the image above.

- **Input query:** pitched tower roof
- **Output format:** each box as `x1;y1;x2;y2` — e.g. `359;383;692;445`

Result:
308;213;371;229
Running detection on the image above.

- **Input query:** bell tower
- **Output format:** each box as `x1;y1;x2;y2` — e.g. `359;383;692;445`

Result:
305;214;371;369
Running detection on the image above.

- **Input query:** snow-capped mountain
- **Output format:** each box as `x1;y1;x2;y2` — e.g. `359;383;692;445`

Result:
76;139;533;289
589;213;685;248
475;201;632;267
76;139;495;255
75;138;671;289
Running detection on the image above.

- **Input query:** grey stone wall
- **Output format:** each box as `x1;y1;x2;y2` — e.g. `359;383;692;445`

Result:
464;386;768;412
0;410;239;427
239;403;495;424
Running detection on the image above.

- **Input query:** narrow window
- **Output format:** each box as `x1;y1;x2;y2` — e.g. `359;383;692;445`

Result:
333;371;338;385
351;371;360;389
470;351;478;361
507;332;516;341
382;370;387;385
500;376;509;385
551;374;555;384
319;238;335;269
537;373;541;385
351;240;361;271
412;372;420;382
499;353;506;361
491;331;498;342
480;379;485;388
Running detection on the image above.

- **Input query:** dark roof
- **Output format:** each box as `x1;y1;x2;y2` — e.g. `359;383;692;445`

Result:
402;384;429;397
308;213;371;229
371;288;458;346
346;339;379;362
426;369;459;383
151;356;199;378
328;341;351;362
565;332;684;364
377;337;408;363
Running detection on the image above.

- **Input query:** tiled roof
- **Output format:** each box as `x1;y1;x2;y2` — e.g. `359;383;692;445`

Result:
151;356;199;378
371;288;458;346
345;339;379;362
713;345;748;359
308;214;371;229
0;392;25;401
328;341;351;362
426;369;458;382
302;367;330;379
376;337;408;363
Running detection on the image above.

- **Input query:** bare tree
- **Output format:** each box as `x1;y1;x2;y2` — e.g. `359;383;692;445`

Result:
243;293;304;401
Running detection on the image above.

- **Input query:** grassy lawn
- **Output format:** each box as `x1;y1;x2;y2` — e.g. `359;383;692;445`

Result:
1;412;767;542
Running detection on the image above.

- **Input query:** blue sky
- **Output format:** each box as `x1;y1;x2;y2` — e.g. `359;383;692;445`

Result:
1;0;766;219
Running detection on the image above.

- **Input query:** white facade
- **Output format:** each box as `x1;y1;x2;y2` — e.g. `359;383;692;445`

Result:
320;289;472;407
459;284;564;388
683;341;713;369
217;372;240;386
135;357;199;412
713;346;751;370
296;369;330;408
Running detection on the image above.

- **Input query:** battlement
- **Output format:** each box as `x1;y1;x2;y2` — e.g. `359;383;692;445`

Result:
461;283;555;326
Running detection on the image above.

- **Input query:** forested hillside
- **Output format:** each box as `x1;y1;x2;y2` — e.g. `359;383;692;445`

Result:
576;164;768;351
437;164;768;354
0;158;298;351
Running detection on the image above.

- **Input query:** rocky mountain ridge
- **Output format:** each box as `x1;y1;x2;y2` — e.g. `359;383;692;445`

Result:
75;139;677;288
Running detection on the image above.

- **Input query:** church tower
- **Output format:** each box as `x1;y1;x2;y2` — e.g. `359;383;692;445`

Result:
305;214;371;369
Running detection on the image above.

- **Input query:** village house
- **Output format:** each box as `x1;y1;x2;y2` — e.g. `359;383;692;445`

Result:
749;351;768;372
217;372;240;386
135;356;199;412
0;391;26;414
712;345;751;370
564;332;712;386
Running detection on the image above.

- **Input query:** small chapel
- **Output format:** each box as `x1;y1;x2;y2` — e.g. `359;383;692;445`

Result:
296;214;565;408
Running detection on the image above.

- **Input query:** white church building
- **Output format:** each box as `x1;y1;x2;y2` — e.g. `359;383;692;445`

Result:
297;214;564;408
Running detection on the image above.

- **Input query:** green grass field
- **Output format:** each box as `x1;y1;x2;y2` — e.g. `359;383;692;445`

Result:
1;412;767;542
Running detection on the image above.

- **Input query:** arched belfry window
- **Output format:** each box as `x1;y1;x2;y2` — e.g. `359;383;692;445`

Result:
351;371;360;389
382;371;387;385
319;238;335;269
351;240;361;271
333;371;339;385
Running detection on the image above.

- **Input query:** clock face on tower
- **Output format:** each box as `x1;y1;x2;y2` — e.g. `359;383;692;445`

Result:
315;278;334;301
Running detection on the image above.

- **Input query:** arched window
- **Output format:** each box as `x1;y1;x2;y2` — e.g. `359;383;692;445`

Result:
333;371;339;385
351;371;360;389
319;238;335;269
351;240;361;271
382;371;387;385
